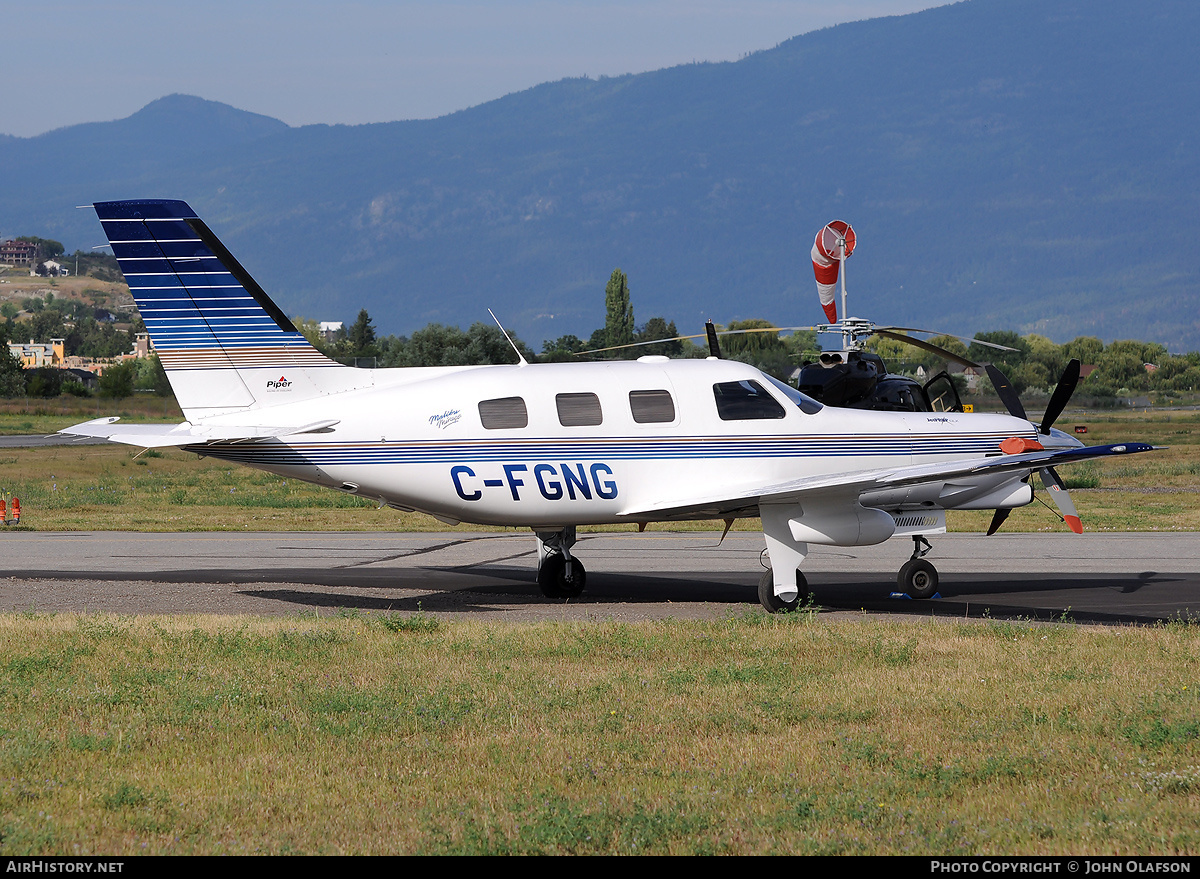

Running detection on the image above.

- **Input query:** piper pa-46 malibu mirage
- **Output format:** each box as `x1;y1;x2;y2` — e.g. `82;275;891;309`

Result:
63;200;1156;612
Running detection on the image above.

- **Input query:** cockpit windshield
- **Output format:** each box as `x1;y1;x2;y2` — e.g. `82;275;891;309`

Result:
765;375;824;414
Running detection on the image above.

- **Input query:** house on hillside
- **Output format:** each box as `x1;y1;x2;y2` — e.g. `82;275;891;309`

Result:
0;240;38;267
9;338;64;368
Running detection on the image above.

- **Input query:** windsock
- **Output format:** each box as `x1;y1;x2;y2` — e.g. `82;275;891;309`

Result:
811;220;856;322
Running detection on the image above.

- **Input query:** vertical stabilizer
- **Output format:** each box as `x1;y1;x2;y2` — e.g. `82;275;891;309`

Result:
94;199;368;419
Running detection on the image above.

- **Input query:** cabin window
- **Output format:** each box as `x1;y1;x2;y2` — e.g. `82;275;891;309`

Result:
478;396;528;429
765;375;824;415
556;392;603;427
628;389;676;423
712;380;787;421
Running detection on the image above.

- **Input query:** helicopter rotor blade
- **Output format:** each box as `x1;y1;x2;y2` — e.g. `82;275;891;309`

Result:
871;329;982;369
573;325;821;357
876;327;1021;353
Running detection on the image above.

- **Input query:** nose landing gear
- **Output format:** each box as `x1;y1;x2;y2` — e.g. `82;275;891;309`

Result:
535;527;586;599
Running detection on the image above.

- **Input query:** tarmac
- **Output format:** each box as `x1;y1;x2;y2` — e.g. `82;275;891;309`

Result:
2;529;1198;625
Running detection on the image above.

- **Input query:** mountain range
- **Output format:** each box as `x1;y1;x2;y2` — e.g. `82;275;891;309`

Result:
2;0;1198;351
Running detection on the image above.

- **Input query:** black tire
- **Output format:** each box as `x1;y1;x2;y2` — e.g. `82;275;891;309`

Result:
757;567;806;614
537;554;586;599
898;558;939;599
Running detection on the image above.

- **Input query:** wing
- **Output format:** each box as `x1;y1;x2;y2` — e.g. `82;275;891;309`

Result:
58;417;339;448
616;442;1158;520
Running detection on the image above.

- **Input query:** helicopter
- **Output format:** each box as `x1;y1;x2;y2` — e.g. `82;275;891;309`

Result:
582;219;1015;415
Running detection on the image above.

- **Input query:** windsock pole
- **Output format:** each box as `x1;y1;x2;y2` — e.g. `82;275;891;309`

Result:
840;234;850;350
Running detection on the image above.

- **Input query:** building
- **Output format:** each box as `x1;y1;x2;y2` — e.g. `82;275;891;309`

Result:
8;338;64;368
0;240;38;267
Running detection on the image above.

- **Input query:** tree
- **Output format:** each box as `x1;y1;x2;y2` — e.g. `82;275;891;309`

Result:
540;334;588;362
347;309;377;357
604;269;635;352
633;317;683;357
98;360;137;400
0;348;24;398
17;236;64;261
968;330;1030;376
721;319;798;381
392;322;533;367
24;367;62;398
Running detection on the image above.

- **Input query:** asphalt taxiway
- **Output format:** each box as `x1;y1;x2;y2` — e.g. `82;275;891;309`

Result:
2;530;1199;624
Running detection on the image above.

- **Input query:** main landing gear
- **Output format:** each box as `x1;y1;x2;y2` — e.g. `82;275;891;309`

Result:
534;527;586;599
897;535;939;599
757;534;941;613
757;567;810;614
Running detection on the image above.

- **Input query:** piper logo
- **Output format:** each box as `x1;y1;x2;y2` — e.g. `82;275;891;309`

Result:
266;375;293;391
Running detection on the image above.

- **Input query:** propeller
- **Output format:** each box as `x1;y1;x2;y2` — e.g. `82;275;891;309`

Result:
987;359;1084;534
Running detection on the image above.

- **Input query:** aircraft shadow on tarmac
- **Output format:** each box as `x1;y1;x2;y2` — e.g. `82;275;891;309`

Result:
9;563;1193;626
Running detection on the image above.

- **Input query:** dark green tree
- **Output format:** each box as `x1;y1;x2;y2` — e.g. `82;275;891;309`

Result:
24;367;63;398
721;319;795;380
391;322;532;367
347;309;378;357
604;269;635;352
633;317;683;357
540;334;588;362
98;360;137;400
0;348;25;398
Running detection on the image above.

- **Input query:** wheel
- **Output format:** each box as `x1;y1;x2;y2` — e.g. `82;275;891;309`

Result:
757;567;807;614
898;558;939;599
537;554;586;599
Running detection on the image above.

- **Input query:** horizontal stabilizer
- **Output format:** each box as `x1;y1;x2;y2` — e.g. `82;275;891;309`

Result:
58;416;339;448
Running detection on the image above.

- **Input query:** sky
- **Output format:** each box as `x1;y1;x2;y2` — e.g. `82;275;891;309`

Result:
3;1;948;138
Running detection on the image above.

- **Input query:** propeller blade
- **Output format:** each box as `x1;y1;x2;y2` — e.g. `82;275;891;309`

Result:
872;329;982;369
705;320;722;358
986;508;1011;536
985;364;1028;421
1041;466;1082;534
1040;359;1081;434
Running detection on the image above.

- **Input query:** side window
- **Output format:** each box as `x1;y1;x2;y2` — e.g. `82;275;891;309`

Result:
556;392;603;427
479;396;528;429
628;389;676;424
712;380;786;421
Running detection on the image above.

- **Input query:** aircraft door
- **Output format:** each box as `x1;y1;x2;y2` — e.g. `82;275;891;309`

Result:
922;371;964;413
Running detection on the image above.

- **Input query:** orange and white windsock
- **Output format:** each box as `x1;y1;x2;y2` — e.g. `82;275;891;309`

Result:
811;220;856;322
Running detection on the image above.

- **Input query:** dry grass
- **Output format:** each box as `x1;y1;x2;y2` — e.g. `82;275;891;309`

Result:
0;612;1197;855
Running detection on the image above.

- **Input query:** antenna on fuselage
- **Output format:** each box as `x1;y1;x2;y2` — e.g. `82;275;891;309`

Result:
488;308;528;366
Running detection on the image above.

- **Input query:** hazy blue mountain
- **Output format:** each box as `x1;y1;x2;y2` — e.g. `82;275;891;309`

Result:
3;0;1198;351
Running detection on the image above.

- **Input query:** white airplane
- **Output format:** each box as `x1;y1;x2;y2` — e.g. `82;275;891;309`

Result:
62;199;1156;612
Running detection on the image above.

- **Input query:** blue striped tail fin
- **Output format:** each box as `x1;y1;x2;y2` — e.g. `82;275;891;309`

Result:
94;199;363;417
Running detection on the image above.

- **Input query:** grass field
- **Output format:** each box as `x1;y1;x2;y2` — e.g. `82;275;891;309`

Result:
0;401;1195;533
1;403;1197;855
0;611;1197;855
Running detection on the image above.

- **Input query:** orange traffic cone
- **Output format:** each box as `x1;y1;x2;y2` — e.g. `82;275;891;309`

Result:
10;497;19;524
0;498;6;523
